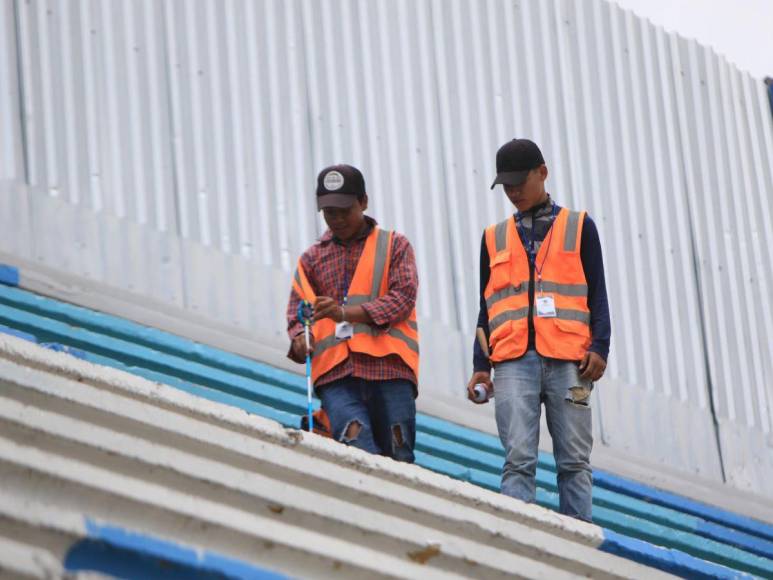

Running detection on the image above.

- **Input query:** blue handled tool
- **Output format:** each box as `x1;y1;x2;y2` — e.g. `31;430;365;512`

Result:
297;300;314;433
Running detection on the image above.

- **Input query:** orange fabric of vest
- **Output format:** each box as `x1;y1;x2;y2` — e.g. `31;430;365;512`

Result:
484;208;591;363
292;227;419;384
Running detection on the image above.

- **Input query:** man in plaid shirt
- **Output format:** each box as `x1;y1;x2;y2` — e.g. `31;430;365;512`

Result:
286;164;419;462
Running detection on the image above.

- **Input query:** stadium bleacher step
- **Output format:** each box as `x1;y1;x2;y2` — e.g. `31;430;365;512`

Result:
0;279;772;578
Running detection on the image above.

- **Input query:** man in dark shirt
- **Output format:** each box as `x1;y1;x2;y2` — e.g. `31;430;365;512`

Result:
467;139;610;522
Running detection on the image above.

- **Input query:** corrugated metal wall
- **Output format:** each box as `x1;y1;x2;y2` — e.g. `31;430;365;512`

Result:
2;0;773;495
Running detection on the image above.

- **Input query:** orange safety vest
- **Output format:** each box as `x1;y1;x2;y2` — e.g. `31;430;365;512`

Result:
292;227;419;384
484;207;591;362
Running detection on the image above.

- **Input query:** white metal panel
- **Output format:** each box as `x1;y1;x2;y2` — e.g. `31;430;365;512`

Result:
27;190;185;308
0;0;21;183
3;0;773;491
13;0;177;227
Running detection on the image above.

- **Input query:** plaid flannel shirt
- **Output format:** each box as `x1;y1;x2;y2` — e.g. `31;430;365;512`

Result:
287;216;418;387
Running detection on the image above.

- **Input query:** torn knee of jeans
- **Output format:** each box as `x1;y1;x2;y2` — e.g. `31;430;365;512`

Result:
391;424;405;449
566;386;591;406
340;419;363;443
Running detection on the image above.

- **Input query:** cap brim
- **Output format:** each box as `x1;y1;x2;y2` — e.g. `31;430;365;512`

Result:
317;193;357;210
490;170;530;189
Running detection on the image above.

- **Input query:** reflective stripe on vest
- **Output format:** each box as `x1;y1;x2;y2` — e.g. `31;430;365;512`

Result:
486;283;527;311
564;210;581;251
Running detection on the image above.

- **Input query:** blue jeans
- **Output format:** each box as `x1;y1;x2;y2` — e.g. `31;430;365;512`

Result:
318;377;416;463
494;350;594;521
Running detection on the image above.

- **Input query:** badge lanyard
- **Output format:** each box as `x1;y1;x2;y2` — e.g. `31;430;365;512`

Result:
340;265;350;308
335;258;354;341
516;204;557;295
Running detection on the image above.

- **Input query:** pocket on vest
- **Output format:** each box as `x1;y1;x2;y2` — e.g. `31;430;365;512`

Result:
553;317;591;340
490;319;527;360
489;250;511;291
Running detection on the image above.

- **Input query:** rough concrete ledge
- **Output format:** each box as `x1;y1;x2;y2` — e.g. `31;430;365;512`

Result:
3;253;771;524
0;333;672;579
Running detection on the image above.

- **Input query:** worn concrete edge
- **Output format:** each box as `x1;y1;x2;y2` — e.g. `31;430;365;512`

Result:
2;255;772;525
69;519;288;579
0;341;683;580
0;491;279;580
3;300;767;555
0;336;747;578
0;332;604;549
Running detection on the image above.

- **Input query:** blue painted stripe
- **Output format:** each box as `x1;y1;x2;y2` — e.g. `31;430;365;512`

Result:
80;350;304;429
594;470;773;543
40;342;88;360
3;283;772;576
426;458;773;577
600;529;756;580
593;505;773;578
64;519;287;579
0;323;37;343
0;284;306;394
414;451;471;481
416;429;767;553
0;303;314;417
0;265;19;287
696;519;773;561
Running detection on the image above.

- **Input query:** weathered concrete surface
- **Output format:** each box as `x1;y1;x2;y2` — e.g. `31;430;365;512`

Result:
0;334;672;579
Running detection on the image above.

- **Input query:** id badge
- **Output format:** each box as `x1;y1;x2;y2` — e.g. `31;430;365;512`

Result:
335;321;354;341
536;295;557;318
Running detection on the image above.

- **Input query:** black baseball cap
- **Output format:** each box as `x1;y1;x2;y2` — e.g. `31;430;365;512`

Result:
316;164;366;210
490;139;545;189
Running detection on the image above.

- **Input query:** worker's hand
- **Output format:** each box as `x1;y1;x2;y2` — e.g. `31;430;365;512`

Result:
579;351;606;382
313;296;343;322
290;332;315;362
467;371;494;404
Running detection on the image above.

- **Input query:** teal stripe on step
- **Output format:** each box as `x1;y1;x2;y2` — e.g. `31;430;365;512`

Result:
592;505;773;577
3;284;772;577
0;323;37;343
600;529;755;580
0;285;306;394
0;304;313;417
80;351;303;429
414;451;471;481
438;460;772;577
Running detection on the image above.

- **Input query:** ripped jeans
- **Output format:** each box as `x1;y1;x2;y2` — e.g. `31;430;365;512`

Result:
318;377;416;463
494;350;594;522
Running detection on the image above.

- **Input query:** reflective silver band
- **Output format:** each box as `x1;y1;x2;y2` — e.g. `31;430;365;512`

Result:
489;307;590;333
555;308;591;324
564;211;581;252
313;335;340;358
489;308;529;333
353;323;419;352
539;281;588;297
495;219;509;253
370;229;391;299
486;283;527;310
347;294;369;306
315;322;420;359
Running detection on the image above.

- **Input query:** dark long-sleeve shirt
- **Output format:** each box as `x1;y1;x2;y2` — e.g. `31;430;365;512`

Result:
473;198;610;372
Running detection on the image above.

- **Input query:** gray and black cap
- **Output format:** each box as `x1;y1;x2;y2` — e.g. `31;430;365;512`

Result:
490;139;545;189
316;164;366;210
